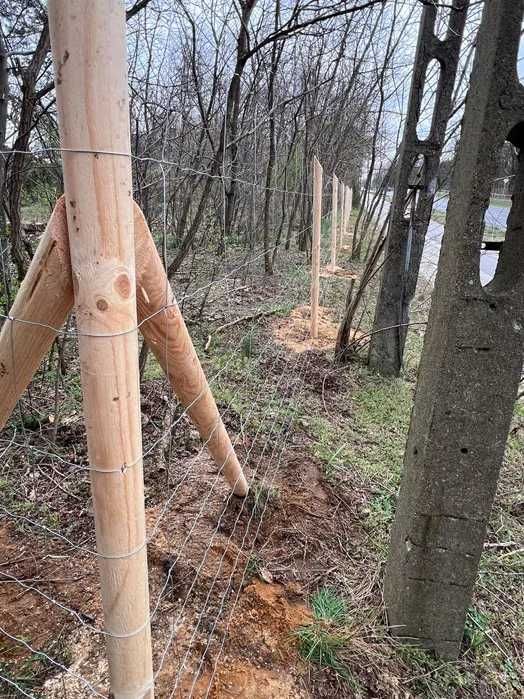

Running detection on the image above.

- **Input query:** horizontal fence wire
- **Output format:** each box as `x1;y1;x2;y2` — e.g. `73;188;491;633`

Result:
0;125;350;695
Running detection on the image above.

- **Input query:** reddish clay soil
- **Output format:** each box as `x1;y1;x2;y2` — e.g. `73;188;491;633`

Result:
1;309;368;698
1;362;351;698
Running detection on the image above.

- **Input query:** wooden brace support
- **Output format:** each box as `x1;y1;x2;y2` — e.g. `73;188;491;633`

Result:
0;197;249;498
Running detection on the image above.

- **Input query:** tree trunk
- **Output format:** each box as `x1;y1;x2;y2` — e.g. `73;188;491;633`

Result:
262;1;282;275
222;0;258;245
369;1;469;376
385;0;524;657
6;20;50;281
0;31;10;312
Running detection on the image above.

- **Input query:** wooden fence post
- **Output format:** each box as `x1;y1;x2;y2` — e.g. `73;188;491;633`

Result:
134;207;249;496
0;199;72;428
340;184;351;245
48;2;154;696
310;156;323;338
330;174;338;270
339;181;346;249
346;186;353;237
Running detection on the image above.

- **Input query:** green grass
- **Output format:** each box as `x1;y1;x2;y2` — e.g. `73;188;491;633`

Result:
246;482;279;517
365;491;395;527
311;588;348;625
0;655;44;698
346;370;413;488
464;608;490;651
306;415;352;480
304;366;413;564
0;633;72;698
296;588;353;681
241;332;257;359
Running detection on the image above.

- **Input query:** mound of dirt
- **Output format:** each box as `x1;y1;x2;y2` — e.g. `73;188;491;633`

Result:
272;305;340;353
188;580;312;699
272;305;363;355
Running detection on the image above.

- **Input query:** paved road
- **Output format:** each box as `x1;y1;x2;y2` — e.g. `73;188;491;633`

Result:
420;219;498;288
433;195;509;231
380;196;500;287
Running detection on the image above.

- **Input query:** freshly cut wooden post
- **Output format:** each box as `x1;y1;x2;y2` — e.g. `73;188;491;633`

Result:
48;2;153;697
330;174;339;270
310;156;323;338
339;181;346;249
0;198;73;428
0;201;248;497
342;185;352;245
346;186;353;237
134;206;249;496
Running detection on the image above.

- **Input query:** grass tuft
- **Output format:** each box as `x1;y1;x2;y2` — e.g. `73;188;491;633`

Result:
296;623;351;677
311;588;348;625
464;607;489;651
246;483;279;517
296;588;353;681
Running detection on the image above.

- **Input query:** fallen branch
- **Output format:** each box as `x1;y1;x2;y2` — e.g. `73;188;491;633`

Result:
205;307;284;351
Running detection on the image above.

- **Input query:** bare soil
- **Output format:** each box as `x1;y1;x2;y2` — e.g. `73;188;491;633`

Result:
1;340;350;698
1;249;522;699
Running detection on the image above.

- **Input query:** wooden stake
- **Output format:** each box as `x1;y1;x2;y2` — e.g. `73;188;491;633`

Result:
0;200;248;498
345;185;352;242
134;206;249;496
330;174;338;271
346;186;353;245
48;2;153;696
310;156;322;339
0;198;72;428
339;181;346;249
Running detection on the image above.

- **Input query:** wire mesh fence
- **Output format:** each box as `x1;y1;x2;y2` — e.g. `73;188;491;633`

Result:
0;126;358;695
2;2;521;698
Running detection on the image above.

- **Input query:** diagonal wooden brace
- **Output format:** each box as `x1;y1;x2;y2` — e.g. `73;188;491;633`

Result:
0;197;248;497
133;205;249;496
0;199;72;421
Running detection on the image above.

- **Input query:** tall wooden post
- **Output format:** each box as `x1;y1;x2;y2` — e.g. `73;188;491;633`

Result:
346;186;353;235
48;2;154;697
330;174;339;270
134;207;249;496
342;185;350;245
310;156;322;338
339;181;346;249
